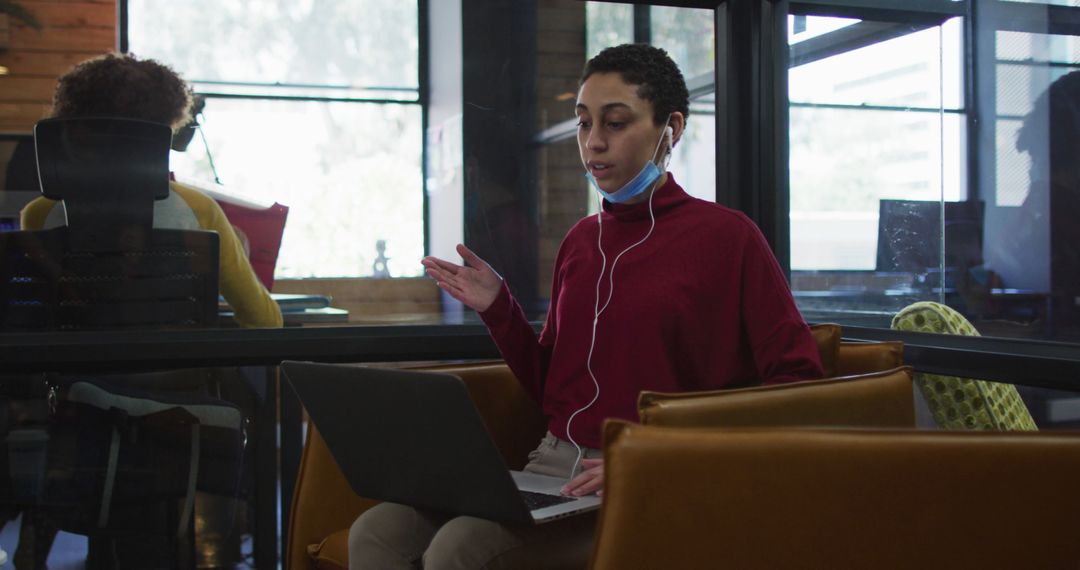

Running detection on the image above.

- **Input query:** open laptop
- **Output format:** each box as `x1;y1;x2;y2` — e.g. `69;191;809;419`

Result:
280;361;601;524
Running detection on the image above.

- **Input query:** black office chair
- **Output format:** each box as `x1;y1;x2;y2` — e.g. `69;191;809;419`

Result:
0;117;219;330
0;117;242;570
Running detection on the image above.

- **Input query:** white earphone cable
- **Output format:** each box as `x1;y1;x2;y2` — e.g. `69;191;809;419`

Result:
565;174;660;481
565;120;674;483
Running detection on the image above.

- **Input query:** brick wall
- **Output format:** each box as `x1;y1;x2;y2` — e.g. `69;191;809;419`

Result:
535;0;586;297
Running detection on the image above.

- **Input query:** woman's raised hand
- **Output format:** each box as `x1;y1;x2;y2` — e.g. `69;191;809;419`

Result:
421;244;503;313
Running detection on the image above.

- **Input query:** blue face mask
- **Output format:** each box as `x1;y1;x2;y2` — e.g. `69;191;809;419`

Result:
586;161;662;204
585;118;671;204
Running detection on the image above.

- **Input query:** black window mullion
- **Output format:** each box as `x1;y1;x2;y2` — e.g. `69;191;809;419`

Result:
714;0;790;273
768;0;791;276
118;0;129;53
634;4;652;43
419;0;431;259
965;0;982;204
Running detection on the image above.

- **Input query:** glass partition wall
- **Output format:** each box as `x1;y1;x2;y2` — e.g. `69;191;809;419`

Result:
8;0;1071;378
6;1;1080;567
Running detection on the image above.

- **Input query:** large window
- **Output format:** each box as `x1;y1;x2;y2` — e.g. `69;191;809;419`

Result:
127;0;424;278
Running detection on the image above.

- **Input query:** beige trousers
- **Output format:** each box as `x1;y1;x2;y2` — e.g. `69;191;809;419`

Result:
348;432;602;570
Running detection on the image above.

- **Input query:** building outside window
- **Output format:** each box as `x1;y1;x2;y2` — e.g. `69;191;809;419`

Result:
788;14;967;325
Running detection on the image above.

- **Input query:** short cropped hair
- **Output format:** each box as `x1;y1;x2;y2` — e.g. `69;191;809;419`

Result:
51;53;192;130
581;44;690;126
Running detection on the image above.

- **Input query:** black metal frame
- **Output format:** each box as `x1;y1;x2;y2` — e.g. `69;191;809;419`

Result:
117;0;128;53
713;0;790;266
634;4;652;42
3;322;1080;391
419;0;432;259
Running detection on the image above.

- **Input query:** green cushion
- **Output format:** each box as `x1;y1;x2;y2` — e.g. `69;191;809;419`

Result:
891;302;1037;431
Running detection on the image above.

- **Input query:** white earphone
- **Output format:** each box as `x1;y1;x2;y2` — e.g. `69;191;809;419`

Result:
565;118;677;483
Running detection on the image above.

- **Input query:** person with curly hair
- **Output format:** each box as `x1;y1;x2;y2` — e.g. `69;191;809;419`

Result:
21;53;281;329
348;44;823;569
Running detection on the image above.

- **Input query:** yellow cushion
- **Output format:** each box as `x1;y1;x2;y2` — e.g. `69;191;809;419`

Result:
891;301;1037;430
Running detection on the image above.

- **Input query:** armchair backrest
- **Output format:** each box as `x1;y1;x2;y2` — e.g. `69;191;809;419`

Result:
592;422;1080;570
638;366;915;429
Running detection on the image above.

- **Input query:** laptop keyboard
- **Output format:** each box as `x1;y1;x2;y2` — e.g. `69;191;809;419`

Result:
520;490;576;510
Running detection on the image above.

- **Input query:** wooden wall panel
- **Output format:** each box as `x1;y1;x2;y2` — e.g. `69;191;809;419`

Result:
2;50;102;77
3;77;57;102
21;1;115;29
0;0;116;133
8;26;113;52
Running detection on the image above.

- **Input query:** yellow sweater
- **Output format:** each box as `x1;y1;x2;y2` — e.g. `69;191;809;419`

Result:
21;181;283;328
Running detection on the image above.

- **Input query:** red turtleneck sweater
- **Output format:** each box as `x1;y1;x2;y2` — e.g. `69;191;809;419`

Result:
480;174;823;448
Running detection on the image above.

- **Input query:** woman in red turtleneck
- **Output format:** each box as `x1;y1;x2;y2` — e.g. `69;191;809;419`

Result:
350;44;823;570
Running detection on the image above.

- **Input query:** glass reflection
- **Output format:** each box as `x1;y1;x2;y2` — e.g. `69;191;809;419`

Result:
789;2;1080;342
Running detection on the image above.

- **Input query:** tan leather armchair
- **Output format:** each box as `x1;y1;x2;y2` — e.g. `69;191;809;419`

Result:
591;421;1080;570
285;361;544;570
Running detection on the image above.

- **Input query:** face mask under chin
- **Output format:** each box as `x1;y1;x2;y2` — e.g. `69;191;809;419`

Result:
587;161;662;204
584;117;672;204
